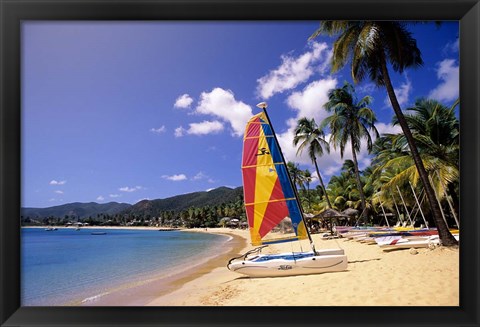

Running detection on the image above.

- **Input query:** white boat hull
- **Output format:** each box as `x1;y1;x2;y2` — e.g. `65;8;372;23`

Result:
228;249;348;277
377;234;459;251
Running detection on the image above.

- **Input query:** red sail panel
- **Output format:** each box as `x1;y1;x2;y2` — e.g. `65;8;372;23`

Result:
257;200;289;238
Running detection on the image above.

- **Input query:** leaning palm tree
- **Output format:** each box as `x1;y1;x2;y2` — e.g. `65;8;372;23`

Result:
385;98;460;221
322;82;379;220
310;21;458;246
293;117;332;208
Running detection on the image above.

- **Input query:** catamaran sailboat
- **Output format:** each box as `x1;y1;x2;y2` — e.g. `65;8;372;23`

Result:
227;102;348;277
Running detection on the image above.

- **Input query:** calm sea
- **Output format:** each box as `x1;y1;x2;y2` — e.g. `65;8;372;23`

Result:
21;228;229;306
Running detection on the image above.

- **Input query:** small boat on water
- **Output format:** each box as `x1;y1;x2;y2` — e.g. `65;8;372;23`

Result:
45;227;57;231
91;232;107;235
227;102;347;277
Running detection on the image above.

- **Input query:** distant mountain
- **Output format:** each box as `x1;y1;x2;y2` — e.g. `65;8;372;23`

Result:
123;186;244;216
21;202;132;219
21;186;244;219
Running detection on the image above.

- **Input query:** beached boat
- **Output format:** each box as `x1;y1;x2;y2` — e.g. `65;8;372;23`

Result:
375;234;459;251
227;102;347;277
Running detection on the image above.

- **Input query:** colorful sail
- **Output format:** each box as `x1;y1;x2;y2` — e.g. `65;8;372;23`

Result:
241;112;308;246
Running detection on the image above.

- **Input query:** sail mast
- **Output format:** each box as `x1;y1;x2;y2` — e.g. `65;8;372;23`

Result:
256;102;315;249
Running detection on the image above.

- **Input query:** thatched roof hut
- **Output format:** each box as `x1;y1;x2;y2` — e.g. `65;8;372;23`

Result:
312;209;348;234
342;208;359;217
314;208;347;219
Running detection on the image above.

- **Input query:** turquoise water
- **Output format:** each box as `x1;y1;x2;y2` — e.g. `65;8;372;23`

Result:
21;228;228;306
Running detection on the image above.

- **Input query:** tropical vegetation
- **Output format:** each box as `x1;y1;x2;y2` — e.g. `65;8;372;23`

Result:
289;97;459;239
21;187;247;229
308;21;458;246
322;82;379;220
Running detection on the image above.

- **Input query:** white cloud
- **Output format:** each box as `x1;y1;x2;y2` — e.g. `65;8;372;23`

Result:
119;186;143;192
187;120;224;135
109;194;121;198
384;75;411;108
428;59;459;102
174;126;186;137
274;78;338;167
175;121;224;137
357;83;376;95
97;196;105;201
256;42;331;99
192;172;208;181
49;180;66;185
442;39;459;55
195;88;253;136
162;174;187;181
375;122;402;136
54;190;64;194
286;78;338;124
174;94;194;109
150;126;166;134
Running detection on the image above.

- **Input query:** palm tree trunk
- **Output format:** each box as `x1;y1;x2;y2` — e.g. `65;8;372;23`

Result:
313;159;332;208
379;55;458;246
447;183;460;222
350;137;367;221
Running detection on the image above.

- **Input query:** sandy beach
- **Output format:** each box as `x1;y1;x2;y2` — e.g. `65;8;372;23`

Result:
145;228;459;306
29;226;458;306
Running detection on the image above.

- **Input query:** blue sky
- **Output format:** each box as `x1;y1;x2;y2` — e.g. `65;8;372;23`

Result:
21;21;459;208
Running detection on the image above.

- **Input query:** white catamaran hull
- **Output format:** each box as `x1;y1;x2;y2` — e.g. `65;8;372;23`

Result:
377;234;459;251
228;249;348;277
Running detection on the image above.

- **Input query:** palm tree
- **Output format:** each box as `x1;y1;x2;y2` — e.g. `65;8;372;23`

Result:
374;99;460;224
310;21;458;246
302;169;313;211
293;117;332;208
326;171;358;212
340;159;356;178
322;82;379;220
393;98;459;171
286;161;305;191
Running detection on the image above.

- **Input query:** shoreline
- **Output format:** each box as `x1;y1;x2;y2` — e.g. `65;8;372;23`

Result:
71;228;247;306
23;226;459;306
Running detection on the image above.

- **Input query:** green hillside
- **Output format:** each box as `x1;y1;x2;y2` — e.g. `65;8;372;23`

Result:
123;186;244;217
21;186;244;225
21;202;131;219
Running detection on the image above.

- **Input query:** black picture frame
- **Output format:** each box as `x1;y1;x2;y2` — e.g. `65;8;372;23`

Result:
1;0;479;326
